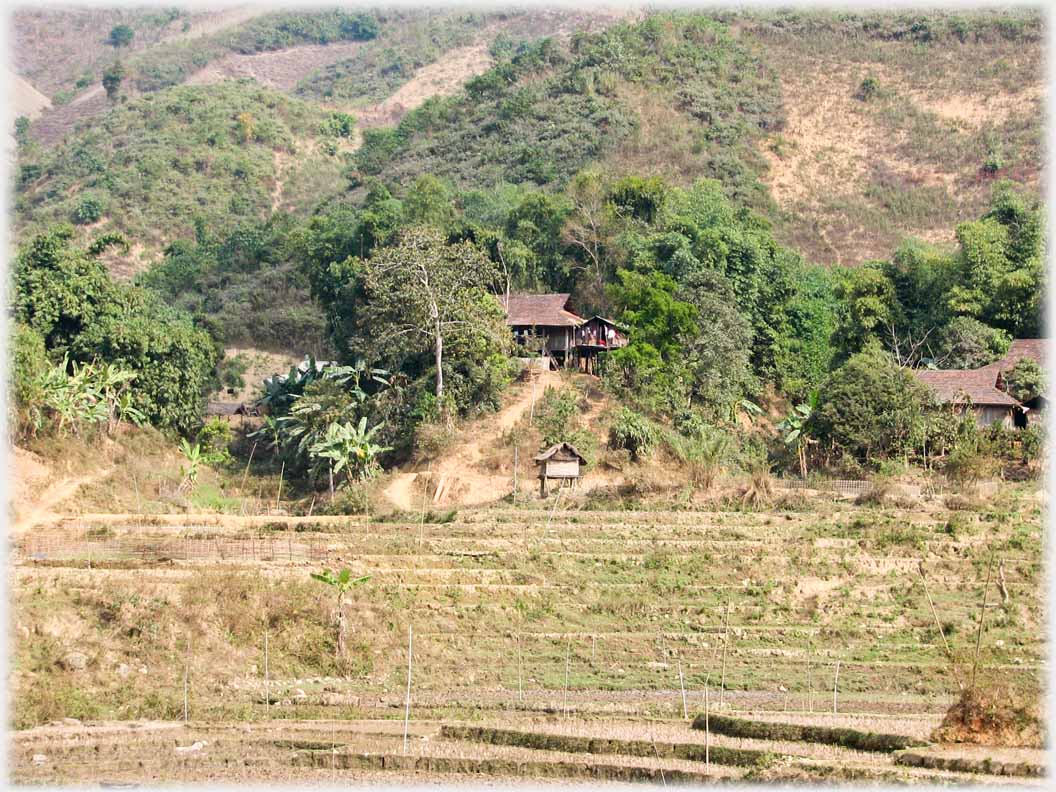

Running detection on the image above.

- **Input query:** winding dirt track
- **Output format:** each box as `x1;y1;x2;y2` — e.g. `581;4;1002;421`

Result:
383;371;556;511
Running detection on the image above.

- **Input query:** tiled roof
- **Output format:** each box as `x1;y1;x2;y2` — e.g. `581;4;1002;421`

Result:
978;338;1046;377
503;293;583;327
913;369;1020;407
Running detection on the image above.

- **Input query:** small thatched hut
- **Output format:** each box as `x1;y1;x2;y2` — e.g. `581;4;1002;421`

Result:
534;442;587;496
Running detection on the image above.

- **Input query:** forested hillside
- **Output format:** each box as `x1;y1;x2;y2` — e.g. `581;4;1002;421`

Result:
9;7;1046;487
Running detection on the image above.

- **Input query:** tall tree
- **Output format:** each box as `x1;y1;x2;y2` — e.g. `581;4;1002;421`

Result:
361;226;506;400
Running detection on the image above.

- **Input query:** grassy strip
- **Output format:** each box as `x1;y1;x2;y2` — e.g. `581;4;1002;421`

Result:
293;749;715;783
440;725;773;768
894;750;1044;778
693;714;927;753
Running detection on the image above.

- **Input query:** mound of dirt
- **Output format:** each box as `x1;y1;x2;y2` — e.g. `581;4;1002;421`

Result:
931;686;1044;749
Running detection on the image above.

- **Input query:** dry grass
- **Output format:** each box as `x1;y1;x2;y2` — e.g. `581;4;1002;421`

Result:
932;684;1044;748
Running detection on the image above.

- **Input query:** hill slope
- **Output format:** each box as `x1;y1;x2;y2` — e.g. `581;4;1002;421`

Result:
14;81;353;273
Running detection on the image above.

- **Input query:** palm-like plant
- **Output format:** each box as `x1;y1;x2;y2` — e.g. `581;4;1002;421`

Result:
178;439;203;493
309;417;391;493
310;567;370;660
778;390;820;480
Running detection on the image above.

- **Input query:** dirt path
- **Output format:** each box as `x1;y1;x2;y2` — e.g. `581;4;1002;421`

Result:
11;470;111;535
384;371;556;510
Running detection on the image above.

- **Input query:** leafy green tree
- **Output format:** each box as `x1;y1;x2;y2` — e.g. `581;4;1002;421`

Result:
947;182;1043;337
402;174;456;228
14;116;30;146
14;227;217;434
356;226;507;401
1004;358;1044;403
102;61;126;100
929;316;1010;369
108;24;135;47
810;341;931;463
832;263;899;360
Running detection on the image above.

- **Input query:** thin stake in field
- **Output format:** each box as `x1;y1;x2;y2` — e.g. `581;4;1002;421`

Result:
719;599;731;709
517;633;524;703
970;552;997;691
703;678;711;769
403;625;413;754
677;651;688;720
562;636;572;719
239;442;257;515
264;625;270;719
806;631;814;713
918;560;964;691
832;660;841;714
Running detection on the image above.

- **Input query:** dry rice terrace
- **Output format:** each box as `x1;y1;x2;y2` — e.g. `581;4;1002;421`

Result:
11;484;1045;784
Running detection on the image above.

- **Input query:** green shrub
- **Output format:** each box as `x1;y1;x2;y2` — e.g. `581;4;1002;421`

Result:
535;387;580;447
72;195;105;225
608;407;657;461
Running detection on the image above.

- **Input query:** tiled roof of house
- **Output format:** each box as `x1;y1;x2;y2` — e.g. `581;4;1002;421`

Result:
913;369;1021;407
503;293;583;327
978;338;1047;377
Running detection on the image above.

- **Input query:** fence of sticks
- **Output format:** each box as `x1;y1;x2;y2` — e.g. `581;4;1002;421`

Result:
16;530;327;564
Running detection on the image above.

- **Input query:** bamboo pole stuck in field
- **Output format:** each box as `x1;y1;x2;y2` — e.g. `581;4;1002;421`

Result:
183;660;189;722
264;626;270;719
719;599;731;708
677;653;688;720
832;660;841;714
704;682;710;769
650;736;667;787
132;470;142;514
545;488;562;536
418;468;429;552
403;625;413;754
275;461;285;512
918;560;963;691
239;442;257;515
563;636;572;719
807;631;813;713
517;633;524;703
513;446;519;505
970;552;997;691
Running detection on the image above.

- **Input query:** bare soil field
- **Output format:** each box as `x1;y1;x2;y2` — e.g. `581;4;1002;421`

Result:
10;462;1045;784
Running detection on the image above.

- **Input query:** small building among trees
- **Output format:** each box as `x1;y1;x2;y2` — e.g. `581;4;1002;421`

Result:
503;293;627;374
534;442;586;496
913;338;1048;428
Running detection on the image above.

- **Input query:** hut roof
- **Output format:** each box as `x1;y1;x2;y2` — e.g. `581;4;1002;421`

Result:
913;370;1021;407
978;338;1046;377
504;293;583;327
205;401;249;416
534;442;588;464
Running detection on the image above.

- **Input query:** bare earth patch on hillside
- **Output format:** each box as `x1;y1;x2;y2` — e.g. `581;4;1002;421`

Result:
355;44;494;128
760;65;961;265
186;41;370;93
751;30;1043;266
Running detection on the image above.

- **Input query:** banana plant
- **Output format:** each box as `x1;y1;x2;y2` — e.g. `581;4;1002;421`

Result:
309;417;392;493
778;390;820;480
310;567;370;660
178;439;203;493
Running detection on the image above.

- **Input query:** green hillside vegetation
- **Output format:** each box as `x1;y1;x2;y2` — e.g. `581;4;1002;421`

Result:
294;8;592;107
7;9;1046;507
354;14;782;211
15;81;355;262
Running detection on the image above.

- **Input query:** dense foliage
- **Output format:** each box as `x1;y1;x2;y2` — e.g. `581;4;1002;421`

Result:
353;13;782;209
15;82;349;252
12;228;217;434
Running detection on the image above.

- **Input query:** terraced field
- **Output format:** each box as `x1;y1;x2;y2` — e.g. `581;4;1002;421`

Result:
11;487;1044;783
